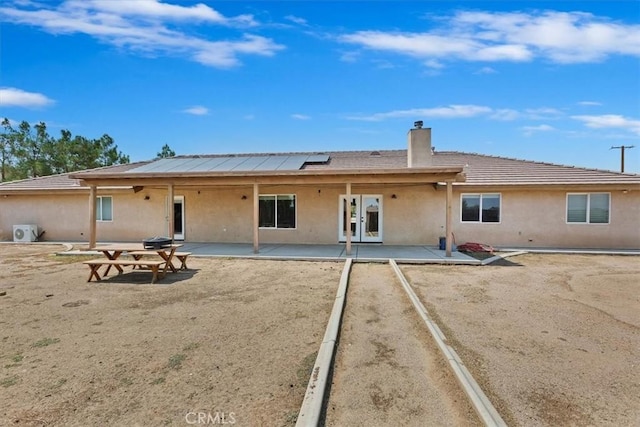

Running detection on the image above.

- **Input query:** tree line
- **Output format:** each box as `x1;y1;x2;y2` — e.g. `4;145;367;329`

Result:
0;118;130;182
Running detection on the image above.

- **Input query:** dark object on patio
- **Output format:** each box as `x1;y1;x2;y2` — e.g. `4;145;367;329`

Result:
457;242;495;253
143;236;173;249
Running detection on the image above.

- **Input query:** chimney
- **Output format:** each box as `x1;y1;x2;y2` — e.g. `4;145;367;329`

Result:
408;121;432;167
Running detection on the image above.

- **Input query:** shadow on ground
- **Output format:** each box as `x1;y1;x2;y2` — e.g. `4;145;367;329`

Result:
88;269;198;286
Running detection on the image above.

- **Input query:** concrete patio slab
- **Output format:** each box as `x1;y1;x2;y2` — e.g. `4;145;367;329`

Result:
51;241;480;264
176;242;480;264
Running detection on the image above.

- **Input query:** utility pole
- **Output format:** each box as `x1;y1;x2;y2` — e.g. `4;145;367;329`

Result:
610;145;635;173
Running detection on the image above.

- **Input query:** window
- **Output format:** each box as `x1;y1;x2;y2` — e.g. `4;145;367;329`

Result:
259;195;296;229
567;193;609;224
461;193;501;223
96;196;113;221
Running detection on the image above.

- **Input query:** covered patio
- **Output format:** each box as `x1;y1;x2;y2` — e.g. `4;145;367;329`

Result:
73;164;466;257
148;242;480;264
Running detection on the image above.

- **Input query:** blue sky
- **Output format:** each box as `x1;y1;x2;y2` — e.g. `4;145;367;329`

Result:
1;1;639;172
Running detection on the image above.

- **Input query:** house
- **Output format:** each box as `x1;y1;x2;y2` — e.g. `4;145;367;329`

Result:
1;124;639;252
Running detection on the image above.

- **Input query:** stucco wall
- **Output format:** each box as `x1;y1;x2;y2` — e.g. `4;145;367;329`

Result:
0;189;167;242
451;188;640;249
1;193;88;241
1;185;638;248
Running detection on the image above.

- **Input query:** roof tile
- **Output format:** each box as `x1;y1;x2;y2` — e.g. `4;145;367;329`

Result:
1;150;639;191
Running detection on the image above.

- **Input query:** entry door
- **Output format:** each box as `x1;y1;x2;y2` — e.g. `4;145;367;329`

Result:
339;195;383;242
174;196;185;240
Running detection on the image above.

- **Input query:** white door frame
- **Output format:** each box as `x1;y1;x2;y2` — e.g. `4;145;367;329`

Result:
338;194;383;243
173;195;185;240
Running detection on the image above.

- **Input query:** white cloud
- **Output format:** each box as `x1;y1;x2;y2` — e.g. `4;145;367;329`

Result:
183;106;208;115
0;1;283;68
577;101;602;106
522;124;555;136
373;59;395;69
339;50;360;63
345;104;574;123
340;31;530;63
0;87;55;108
71;0;256;25
285;15;307;26
339;10;640;66
346;104;492;121
291;114;311;120
487;107;564;121
489;109;520;121
572;114;640;135
424;59;444;69
524;107;564;120
475;66;497;74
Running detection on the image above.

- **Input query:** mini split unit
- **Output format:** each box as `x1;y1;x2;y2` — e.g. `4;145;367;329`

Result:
13;224;38;242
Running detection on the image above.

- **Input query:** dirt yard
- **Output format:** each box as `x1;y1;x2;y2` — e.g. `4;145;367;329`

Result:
0;244;342;426
402;253;640;427
1;246;639;427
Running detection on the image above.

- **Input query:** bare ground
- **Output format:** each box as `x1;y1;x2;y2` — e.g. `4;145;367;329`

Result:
2;246;639;427
402;253;640;427
0;244;342;426
325;263;480;426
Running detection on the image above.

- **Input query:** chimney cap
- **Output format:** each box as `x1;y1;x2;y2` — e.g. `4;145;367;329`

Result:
414;120;423;129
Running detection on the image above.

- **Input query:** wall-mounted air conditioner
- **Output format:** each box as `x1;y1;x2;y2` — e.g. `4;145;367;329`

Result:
13;224;38;242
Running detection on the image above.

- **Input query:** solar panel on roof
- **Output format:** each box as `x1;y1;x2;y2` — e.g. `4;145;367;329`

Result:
129;158;175;173
188;158;229;171
126;154;331;173
230;156;269;171
162;158;203;172
277;156;308;170
254;156;288;171
210;157;247;171
306;154;330;163
174;157;214;172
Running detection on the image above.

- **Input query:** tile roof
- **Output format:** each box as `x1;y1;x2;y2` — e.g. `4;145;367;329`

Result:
432;151;640;185
0;162;149;191
1;150;639;191
0;173;84;191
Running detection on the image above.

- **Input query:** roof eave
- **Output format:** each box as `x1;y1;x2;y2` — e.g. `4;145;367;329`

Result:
70;166;466;180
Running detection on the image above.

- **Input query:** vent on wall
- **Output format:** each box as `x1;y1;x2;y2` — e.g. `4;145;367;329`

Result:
13;224;38;242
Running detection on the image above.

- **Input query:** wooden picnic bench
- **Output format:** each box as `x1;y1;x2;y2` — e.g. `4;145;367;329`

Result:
129;251;192;270
83;259;166;284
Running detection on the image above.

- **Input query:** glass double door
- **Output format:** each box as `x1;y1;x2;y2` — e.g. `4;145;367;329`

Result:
339;195;383;242
173;196;185;240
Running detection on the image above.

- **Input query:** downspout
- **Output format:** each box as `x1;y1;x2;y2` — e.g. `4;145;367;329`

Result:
345;182;352;256
89;185;97;248
253;183;259;253
167;183;175;240
446;181;453;257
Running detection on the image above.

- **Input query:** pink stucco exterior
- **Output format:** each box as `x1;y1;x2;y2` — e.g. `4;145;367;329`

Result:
2;184;638;249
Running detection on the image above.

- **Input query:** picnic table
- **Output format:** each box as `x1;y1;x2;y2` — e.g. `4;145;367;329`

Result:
84;243;184;284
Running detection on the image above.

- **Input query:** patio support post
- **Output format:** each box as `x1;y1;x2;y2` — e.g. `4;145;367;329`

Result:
89;185;97;248
346;182;352;256
253;183;259;253
168;184;174;240
446;180;453;257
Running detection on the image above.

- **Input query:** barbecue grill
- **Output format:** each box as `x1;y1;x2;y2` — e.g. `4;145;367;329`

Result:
143;236;173;249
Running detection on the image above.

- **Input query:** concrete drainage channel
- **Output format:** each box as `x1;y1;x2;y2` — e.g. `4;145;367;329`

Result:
296;259;506;427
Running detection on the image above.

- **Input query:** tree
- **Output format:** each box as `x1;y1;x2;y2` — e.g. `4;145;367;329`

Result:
156;144;176;159
10;120;50;178
0;118;130;181
43;129;72;174
0;118;17;182
96;134;130;167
